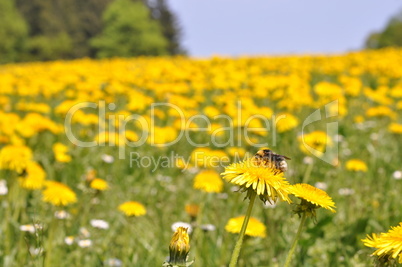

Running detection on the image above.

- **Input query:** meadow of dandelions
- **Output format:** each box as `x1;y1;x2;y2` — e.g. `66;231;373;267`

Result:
0;48;401;266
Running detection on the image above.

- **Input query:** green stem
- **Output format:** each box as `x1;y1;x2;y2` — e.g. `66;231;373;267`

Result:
229;192;256;267
44;217;57;267
284;213;307;267
302;161;314;184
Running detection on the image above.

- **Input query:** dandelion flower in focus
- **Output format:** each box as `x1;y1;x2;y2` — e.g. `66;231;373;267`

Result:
221;159;291;203
362;222;402;264
42;181;77;206
193;170;223;193
225;216;266;238
289;183;336;217
90;178;109;191
118;201;146;217
345;159;368;172
0;145;33;173
167;227;191;266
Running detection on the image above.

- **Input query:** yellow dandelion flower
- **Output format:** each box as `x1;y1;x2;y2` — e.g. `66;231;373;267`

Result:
221;159;291;203
185;204;200;218
397;100;402;110
276;113;299;133
191;148;229;168
90;178;109;191
298;131;332;157
362;222;402;264
0;145;33;173
168;227;191;265
52;143;71;163
226;147;247;158
42;181;77;206
345;159;368;172
85;169;97;182
175;158;189;169
354;115;365;124
225;216;266;238
388;123;402;134
118;201;146;217
148;126;177;147
193;170;223;193
366;106;396;119
18;161;46;190
289;183;336;213
203;106;221;118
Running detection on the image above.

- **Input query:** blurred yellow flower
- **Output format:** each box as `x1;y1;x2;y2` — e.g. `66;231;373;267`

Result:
191;148;229;168
388;122;402;134
118;201;146;217
42;181;77;206
314;81;343;98
148;126;177;147
225;216;266;238
276;113;299;133
0;145;33;173
53;143;72;163
193;170;223;193
353;115;365;123
298;131;332;157
345;159;368;172
226;147;247;158
90;178;109;191
18;161;46;190
366;106;396;119
185;204;199;218
16;113;61;138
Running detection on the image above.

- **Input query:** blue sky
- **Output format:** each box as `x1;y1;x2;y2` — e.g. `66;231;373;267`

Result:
168;0;402;57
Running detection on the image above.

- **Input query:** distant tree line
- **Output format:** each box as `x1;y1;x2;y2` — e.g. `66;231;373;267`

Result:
365;9;402;49
0;0;185;63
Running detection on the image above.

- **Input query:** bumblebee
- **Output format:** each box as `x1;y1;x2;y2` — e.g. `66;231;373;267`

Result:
254;149;290;172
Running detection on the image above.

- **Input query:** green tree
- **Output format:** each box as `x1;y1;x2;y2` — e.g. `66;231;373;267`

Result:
16;0;112;59
365;10;402;49
25;33;72;61
150;0;185;55
0;0;28;63
91;0;168;58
